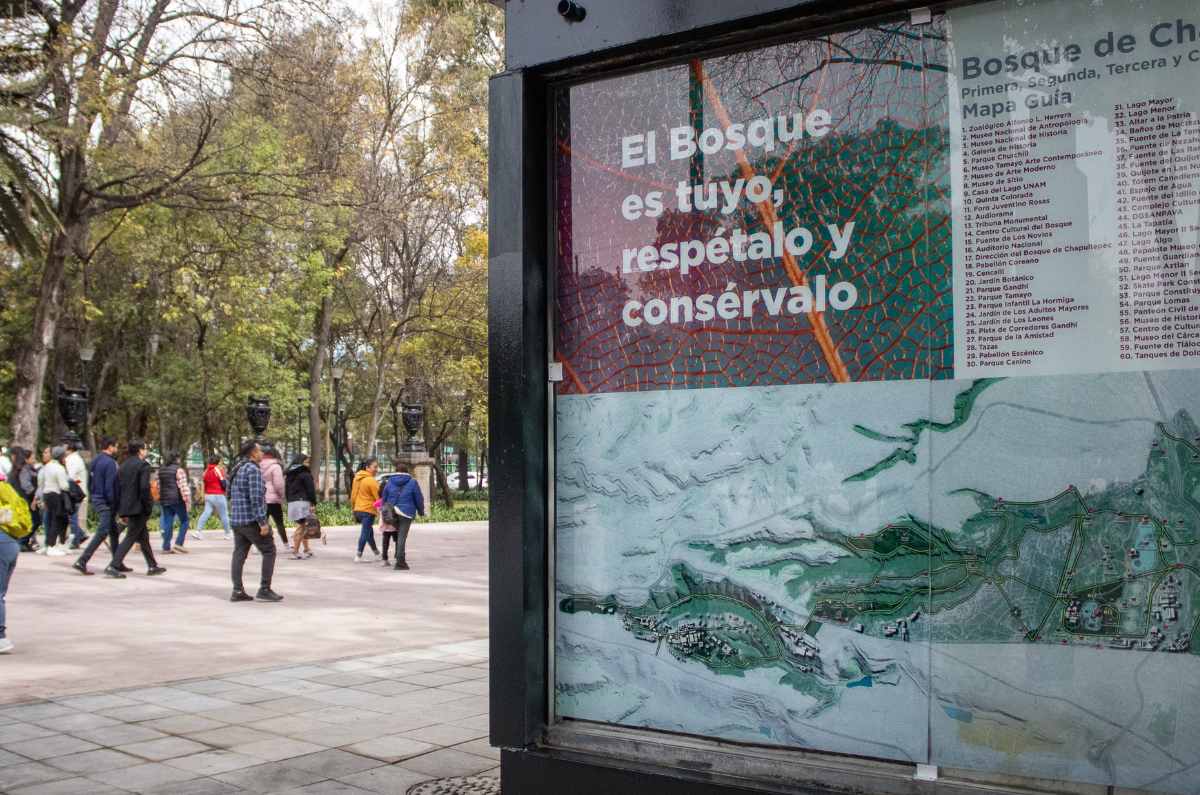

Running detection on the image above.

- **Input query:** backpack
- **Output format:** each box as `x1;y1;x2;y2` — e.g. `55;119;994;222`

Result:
0;482;32;539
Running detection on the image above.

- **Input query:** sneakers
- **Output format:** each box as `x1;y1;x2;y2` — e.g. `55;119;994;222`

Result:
255;588;283;602
394;557;410;571
303;551;313;559
191;530;203;540
353;554;365;563
230;590;254;602
147;566;167;576
117;564;133;573
174;546;189;554
103;566;126;579
46;547;66;557
35;547;47;556
223;532;232;540
72;560;93;576
0;638;14;654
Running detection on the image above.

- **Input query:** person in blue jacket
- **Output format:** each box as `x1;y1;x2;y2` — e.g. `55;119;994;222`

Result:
74;436;124;576
379;463;425;571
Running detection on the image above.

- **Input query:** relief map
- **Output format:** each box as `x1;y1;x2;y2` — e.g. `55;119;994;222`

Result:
555;371;1200;793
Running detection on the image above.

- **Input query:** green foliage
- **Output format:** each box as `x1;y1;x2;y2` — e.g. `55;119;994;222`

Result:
311;497;488;527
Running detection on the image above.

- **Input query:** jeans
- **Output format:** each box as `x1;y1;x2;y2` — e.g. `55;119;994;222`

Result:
78;503;120;565
112;514;158;571
0;533;18;638
267;503;288;545
394;517;413;560
160;503;189;550
69;498;87;545
354;512;377;555
195;495;231;535
231;523;276;592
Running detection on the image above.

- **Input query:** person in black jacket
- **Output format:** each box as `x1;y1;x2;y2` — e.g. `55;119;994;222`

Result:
106;441;166;579
284;454;317;559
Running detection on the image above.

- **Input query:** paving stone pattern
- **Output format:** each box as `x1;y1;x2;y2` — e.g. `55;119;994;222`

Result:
0;640;497;794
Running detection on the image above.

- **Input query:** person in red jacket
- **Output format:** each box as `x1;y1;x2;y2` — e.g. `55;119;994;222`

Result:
192;455;232;540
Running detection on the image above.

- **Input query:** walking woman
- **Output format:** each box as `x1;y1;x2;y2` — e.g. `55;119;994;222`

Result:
351;458;380;562
38;446;70;557
259;446;288;546
284;453;317;559
157;453;192;554
11;448;39;552
193;455;232;540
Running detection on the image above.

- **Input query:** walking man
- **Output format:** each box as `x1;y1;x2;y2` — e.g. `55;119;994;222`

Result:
106;441;166;578
228;439;283;603
74;436;125;576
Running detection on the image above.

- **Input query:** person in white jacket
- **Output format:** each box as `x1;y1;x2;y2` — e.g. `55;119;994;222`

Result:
64;442;89;549
39;447;70;557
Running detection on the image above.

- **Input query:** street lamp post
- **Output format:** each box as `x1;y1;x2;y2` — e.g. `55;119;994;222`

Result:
332;366;344;506
79;345;95;451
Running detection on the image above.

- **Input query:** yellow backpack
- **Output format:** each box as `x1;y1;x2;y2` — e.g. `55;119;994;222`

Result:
0;481;32;539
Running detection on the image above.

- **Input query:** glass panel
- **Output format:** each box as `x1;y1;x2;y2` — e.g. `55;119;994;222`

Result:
552;0;1200;791
552;18;950;763
928;1;1200;792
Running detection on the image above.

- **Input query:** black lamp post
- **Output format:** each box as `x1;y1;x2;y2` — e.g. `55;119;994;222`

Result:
56;383;88;448
400;378;426;453
246;396;271;442
332;366;344;506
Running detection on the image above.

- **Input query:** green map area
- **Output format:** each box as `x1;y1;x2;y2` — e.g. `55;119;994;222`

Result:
560;384;1200;709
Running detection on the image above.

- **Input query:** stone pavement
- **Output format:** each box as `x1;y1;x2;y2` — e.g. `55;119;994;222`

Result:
4;522;488;704
0;640;497;794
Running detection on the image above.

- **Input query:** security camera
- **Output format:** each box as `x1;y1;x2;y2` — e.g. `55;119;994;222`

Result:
557;1;586;23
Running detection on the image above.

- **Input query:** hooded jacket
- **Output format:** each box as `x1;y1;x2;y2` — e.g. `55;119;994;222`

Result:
381;472;425;520
259;457;285;505
350;469;380;515
284;463;317;505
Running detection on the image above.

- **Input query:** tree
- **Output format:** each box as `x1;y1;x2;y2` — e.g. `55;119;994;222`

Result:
4;0;306;448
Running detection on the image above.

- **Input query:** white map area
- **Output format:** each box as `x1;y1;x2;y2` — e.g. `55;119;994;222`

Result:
555;369;1200;792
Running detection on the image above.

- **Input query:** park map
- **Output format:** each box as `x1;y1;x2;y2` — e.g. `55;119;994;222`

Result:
560;379;1200;715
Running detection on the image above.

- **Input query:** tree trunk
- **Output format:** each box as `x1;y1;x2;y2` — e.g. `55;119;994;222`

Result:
432;462;453;509
457;445;469;492
9;234;72;449
363;363;387;458
308;292;333;488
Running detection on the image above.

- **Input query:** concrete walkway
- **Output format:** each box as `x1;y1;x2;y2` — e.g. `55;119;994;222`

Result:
0;640;495;794
5;522;489;704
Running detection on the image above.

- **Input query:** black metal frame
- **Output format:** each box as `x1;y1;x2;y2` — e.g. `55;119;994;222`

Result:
487;1;998;792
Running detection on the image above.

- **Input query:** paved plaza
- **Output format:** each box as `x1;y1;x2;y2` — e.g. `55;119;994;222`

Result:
4;522;488;703
0;521;494;793
0;641;496;794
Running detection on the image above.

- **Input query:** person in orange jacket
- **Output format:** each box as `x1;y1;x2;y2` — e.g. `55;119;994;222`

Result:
350;458;380;563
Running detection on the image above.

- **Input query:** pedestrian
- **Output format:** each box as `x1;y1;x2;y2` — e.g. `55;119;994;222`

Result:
63;440;90;549
259;446;288;546
73;436;124;576
38;446;70;557
351;458;381;563
228;439;283;602
0;446;11;479
0;472;33;653
192;455;232;540
157;452;192;554
106;440;166;578
284;453;317;560
380;463;425;571
11;448;40;552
